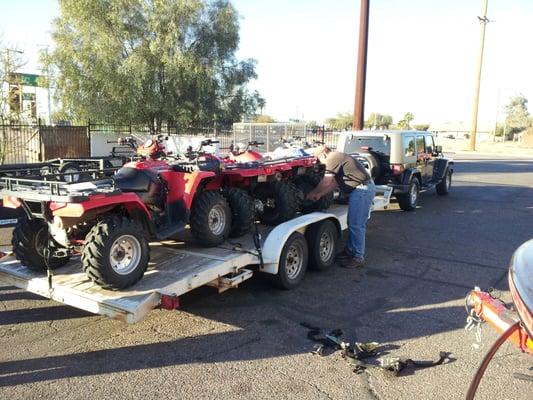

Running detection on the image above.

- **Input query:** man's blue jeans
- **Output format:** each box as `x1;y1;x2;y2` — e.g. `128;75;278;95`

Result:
346;182;376;259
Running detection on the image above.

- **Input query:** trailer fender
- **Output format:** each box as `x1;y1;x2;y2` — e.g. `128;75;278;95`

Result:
261;212;342;274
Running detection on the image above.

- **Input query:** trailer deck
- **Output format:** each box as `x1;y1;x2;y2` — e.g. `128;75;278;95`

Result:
0;186;392;323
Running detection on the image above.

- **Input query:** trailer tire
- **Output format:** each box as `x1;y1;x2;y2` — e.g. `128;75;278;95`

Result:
306;220;338;271
272;232;308;290
190;191;231;246
295;172;334;213
12;218;70;271
59;162;84;183
255;181;302;225
82;215;149;290
223;187;255;237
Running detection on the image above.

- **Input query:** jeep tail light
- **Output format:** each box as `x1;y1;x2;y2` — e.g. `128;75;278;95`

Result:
3;195;21;208
390;164;404;175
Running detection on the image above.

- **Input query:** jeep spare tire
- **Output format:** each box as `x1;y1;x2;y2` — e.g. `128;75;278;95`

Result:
190;191;231;246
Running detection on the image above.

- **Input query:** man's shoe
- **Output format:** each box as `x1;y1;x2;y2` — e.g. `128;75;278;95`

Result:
336;249;354;260
340;257;365;268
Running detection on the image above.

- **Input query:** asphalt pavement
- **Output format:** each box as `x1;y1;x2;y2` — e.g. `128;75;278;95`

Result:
1;153;533;399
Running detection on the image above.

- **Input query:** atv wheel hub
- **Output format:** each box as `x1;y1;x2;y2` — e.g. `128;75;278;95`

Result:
208;205;226;236
110;235;141;275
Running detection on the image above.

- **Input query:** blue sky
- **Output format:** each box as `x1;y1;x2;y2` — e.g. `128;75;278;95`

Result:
2;0;532;127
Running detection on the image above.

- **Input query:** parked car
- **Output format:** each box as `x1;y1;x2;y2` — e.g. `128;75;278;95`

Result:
336;130;454;210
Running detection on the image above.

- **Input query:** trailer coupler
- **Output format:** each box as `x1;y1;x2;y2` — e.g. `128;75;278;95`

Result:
465;288;533;354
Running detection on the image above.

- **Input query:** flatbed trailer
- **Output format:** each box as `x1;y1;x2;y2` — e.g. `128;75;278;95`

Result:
0;186;392;323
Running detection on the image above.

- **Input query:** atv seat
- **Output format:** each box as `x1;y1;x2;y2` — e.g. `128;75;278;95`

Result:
114;167;164;206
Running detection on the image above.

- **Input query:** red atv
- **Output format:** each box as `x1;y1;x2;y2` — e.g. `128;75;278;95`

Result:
3;136;237;290
218;141;333;220
189;139;333;227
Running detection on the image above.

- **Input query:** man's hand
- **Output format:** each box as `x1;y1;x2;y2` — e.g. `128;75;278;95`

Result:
306;192;321;201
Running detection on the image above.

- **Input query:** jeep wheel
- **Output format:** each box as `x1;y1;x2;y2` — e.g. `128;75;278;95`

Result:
223;187;255;237
271;232;308;289
82;215;149;290
12;218;70;271
255;181;302;225
190;191;231;246
436;169;452;195
306;220;338;271
397;177;420;211
295;173;334;213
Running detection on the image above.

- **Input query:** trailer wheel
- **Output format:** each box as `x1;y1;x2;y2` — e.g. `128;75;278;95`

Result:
82;215;149;290
190;191;231;246
306;220;338;271
255;181;302;225
12;218;70;271
223;187;255;237
295;172;334;213
59;162;83;183
272;232;308;290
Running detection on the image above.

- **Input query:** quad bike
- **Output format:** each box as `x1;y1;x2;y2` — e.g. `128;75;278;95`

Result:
463;239;533;399
190;139;334;226
3;135;238;290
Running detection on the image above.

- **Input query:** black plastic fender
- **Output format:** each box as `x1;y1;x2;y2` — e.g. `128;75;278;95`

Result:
401;168;422;186
433;159;454;182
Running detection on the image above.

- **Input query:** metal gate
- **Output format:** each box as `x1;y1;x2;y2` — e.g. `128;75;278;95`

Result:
40;126;90;159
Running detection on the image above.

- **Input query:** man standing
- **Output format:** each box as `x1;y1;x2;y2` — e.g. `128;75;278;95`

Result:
306;146;376;267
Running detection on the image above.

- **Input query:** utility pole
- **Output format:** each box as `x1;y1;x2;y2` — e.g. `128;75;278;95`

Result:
353;0;370;131
468;0;489;151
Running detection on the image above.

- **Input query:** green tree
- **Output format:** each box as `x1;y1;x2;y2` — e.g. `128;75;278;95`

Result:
45;0;258;133
364;112;393;129
0;39;27;119
397;112;414;130
504;95;530;138
413;124;429;131
325;112;353;130
254;114;275;123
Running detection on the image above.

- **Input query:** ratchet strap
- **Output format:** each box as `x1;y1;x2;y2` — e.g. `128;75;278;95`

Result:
301;322;453;376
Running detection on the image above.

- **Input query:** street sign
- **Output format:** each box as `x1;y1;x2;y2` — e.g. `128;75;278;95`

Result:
22;92;36;100
7;72;43;87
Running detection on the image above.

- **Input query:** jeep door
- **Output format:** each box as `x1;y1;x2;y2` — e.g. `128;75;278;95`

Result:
424;135;436;182
415;135;431;184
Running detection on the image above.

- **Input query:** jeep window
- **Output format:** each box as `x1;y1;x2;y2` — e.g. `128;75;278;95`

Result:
416;136;425;154
350;136;390;155
424;135;434;153
403;135;415;156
